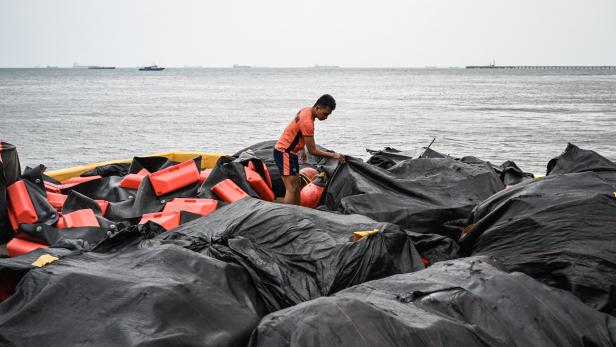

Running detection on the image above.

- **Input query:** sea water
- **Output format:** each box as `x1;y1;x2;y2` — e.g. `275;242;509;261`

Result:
1;67;615;173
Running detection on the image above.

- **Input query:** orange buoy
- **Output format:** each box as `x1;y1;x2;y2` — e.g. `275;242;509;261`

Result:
61;209;100;228
149;160;200;196
212;179;249;203
248;161;273;188
47;192;68;212
299;167;319;184
44;181;62;194
162;198;218;216
119;168;149;190
59;175;102;189
6;180;38;229
139;211;181;231
244;167;275;202
300;183;324;208
6;238;49;257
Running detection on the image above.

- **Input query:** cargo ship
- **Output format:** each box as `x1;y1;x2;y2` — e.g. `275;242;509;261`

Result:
139;65;165;71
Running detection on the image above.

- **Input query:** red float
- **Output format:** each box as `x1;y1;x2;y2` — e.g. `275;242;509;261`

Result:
61;209;100;228
6;180;38;229
139;211;181;231
244;167;275;202
149;161;200;196
212;179;249;203
119;168;149;190
162;198;218;216
6;238;49;257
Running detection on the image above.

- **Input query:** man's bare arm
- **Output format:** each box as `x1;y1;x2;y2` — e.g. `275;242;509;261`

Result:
304;136;345;163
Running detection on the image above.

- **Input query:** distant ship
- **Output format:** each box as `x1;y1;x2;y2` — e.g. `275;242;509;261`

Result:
312;64;339;68
88;66;115;69
139;65;165;71
233;64;251;68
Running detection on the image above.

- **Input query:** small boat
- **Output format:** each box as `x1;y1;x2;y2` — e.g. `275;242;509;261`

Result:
88;66;116;70
139;65;165;71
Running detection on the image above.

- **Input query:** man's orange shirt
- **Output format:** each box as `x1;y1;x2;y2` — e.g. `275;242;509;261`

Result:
275;107;315;154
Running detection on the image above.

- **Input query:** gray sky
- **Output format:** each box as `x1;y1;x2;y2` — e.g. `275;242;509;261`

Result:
1;0;615;67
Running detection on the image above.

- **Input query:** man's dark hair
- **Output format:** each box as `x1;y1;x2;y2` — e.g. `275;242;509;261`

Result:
314;94;336;110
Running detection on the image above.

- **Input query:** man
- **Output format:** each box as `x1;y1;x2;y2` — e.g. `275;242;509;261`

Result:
273;94;345;205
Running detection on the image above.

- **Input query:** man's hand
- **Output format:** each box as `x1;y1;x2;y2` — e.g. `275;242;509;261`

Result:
300;149;308;163
333;152;346;164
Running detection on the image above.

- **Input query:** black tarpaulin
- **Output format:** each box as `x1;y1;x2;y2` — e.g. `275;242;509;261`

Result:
249;257;616;347
0;245;266;347
323;156;503;238
460;144;616;315
0;142;21;243
365;147;415;169
547;142;616;175
81;163;130;177
149;197;424;312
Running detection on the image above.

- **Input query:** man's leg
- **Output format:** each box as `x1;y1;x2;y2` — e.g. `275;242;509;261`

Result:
281;175;300;205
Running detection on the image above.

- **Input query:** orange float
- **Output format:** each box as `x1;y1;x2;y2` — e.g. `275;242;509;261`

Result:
6;180;38;229
212;179;249;203
119;168;149;190
6;238;49;257
149;161;200;196
244;167;275;202
139;211;181;231
62;209;100;228
162;198;218;216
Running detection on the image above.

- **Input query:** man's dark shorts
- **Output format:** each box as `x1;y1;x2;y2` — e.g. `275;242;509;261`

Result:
273;149;299;176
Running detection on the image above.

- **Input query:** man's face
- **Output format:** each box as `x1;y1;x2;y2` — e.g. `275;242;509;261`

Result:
314;106;332;121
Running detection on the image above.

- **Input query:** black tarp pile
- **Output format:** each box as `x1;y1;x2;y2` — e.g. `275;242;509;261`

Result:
323;155;504;238
147;198;424;312
1;141;616;346
0;245;266;346
250;257;616;346
0;196;423;345
460;143;616;315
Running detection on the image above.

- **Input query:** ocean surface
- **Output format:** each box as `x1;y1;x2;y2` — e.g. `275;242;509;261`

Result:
1;67;615;173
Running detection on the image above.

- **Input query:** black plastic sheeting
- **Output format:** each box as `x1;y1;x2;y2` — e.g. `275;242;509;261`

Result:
547;142;616;175
365;147;415;169
460;143;616;315
81;162;130;177
0;245;266;346
0;142;22;243
250;257;616;347
367;146;535;186
323;156;503;238
2;142;616;346
148;197;424;312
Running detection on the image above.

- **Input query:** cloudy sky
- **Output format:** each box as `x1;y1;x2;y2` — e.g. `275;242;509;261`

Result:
1;0;615;67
